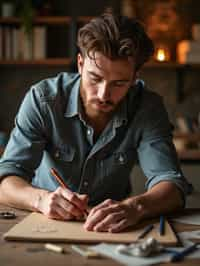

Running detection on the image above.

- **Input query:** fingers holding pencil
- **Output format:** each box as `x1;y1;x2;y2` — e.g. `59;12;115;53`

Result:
54;187;88;219
50;168;89;219
36;168;89;221
37;187;84;220
56;186;88;214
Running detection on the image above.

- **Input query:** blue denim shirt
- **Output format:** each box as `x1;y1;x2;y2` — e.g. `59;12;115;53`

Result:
0;72;190;205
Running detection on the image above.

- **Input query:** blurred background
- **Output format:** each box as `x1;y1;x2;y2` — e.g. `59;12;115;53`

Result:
0;0;200;205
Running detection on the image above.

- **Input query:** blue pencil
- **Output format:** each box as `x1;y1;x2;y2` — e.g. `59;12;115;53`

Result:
159;215;165;236
170;243;198;262
137;224;154;239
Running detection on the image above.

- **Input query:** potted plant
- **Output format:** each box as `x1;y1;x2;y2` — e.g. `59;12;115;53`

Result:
15;1;36;59
16;0;35;37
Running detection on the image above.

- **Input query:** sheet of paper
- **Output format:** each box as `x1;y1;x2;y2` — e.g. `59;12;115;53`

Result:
90;243;200;266
90;229;200;266
91;243;171;266
4;212;177;244
177;231;200;259
179;230;200;245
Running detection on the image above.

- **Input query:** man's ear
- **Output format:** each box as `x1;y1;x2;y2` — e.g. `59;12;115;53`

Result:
77;53;84;74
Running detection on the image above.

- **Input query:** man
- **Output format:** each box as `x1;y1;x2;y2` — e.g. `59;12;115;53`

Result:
0;13;189;233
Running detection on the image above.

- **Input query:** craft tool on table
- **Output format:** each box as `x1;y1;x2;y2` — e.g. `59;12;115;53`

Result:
44;243;65;254
169;243;199;262
159;215;165;236
137;224;154;240
71;244;100;258
0;211;16;219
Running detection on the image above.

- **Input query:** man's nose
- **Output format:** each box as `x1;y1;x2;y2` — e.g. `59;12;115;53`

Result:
97;82;110;101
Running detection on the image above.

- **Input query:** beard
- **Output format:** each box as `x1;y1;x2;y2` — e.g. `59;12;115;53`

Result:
80;80;116;116
91;98;114;107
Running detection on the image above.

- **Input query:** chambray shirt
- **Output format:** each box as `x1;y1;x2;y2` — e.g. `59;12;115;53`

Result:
0;72;190;206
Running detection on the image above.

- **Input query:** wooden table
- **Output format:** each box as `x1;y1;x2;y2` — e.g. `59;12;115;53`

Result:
0;205;200;266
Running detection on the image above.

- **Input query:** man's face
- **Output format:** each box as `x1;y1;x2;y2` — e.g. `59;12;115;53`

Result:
77;52;137;118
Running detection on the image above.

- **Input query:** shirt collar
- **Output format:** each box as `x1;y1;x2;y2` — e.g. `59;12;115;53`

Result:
113;79;144;128
113;98;128;128
64;75;81;118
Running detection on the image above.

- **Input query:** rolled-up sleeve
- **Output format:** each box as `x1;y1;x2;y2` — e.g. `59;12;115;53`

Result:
0;87;47;182
137;94;191;203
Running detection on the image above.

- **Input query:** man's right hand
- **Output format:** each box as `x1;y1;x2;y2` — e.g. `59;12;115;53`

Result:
37;187;88;221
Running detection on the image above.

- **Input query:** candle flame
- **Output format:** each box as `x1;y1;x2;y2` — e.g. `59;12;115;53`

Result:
154;46;170;62
156;48;166;61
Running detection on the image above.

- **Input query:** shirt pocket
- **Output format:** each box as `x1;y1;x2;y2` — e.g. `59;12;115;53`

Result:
98;149;136;180
51;145;77;190
53;145;75;162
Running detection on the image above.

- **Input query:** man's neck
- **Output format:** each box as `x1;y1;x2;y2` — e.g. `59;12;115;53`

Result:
80;96;114;139
87;112;110;132
83;108;113;140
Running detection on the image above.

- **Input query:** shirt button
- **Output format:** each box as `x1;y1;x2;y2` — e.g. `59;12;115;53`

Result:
83;181;88;187
87;129;92;135
118;154;125;163
55;150;60;158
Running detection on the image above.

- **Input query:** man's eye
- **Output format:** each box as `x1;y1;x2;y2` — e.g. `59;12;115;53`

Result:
91;78;101;83
113;82;126;87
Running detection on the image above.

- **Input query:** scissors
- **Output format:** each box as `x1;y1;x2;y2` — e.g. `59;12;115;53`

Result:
0;211;16;219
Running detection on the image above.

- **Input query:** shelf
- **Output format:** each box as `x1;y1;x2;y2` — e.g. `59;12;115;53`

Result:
77;16;94;23
144;61;180;69
2;58;200;68
0;16;96;25
173;132;200;160
177;149;200;160
143;61;200;102
174;132;200;142
0;58;72;66
0;16;72;25
144;61;200;69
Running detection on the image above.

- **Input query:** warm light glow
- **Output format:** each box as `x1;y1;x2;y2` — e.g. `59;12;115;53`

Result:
156;48;169;62
155;46;170;62
157;48;166;61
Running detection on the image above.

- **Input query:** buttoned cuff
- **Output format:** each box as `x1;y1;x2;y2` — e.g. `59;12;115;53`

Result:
0;162;33;183
145;173;192;208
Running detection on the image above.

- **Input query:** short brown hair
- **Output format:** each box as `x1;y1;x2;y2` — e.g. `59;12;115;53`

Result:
77;12;154;71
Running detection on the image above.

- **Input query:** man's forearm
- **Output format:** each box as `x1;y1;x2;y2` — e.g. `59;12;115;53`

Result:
125;181;184;221
0;176;49;211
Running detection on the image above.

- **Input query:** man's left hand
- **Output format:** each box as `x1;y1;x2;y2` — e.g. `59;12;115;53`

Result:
84;198;141;233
